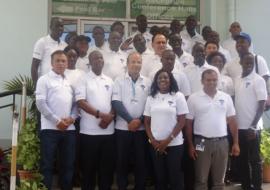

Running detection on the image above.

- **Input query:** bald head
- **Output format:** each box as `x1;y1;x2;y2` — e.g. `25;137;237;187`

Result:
127;52;142;78
89;50;104;75
229;22;242;37
161;50;176;72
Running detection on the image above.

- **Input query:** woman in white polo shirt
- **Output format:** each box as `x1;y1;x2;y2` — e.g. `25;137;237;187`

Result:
144;69;189;190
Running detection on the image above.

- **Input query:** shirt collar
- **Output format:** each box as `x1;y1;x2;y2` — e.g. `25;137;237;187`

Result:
198;89;220;98
88;70;106;79
125;72;143;81
242;71;256;80
47;34;60;43
48;70;66;79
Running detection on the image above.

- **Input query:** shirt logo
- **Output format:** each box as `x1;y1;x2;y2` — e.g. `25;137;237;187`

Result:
219;99;224;106
120;58;125;64
140;84;145;90
168;100;174;106
246;82;251;88
104;84;110;91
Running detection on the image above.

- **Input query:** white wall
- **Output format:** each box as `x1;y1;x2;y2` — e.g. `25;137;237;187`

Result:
0;1;48;139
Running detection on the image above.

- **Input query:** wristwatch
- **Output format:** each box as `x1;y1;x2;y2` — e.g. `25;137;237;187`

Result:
95;110;100;118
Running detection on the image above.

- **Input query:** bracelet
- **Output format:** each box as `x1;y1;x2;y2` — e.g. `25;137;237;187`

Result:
96;110;100;118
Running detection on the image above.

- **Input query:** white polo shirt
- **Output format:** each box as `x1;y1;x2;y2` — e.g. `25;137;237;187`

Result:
75;70;114;135
140;53;162;78
32;35;67;77
144;92;189;146
89;42;109;52
174;51;194;71
180;29;204;54
65;69;85;89
112;73;151;130
76;53;90;73
219;46;232;63
184;62;219;93
102;49;127;80
223;55;270;82
129;31;153;51
36;71;75;130
219;74;234;96
234;72;267;130
186;90;235;138
172;70;191;97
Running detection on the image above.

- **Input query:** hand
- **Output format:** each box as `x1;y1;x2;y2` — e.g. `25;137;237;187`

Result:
128;119;141;132
99;119;110;129
150;138;160;150
62;117;75;126
188;144;198;160
56;120;68;131
120;38;133;51
157;139;170;154
230;143;240;156
247;128;257;140
99;112;114;124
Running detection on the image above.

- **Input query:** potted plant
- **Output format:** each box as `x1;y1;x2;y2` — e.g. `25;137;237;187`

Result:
16;118;40;180
3;75;46;189
261;128;270;182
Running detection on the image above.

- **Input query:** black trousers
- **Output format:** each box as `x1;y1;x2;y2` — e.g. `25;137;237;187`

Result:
80;134;115;190
115;129;147;190
40;130;76;190
238;130;262;190
182;139;194;190
150;144;184;190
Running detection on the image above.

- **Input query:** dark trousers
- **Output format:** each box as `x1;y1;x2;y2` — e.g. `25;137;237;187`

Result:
150;144;184;190
183;139;194;190
40;130;76;190
115;129;147;190
238;130;262;190
80;134;115;190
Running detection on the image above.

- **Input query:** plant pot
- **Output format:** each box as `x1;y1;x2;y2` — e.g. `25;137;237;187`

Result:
263;163;270;183
18;170;38;180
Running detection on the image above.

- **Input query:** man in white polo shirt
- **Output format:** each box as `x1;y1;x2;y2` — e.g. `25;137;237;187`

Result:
133;34;154;77
180;15;204;54
234;53;267;190
75;50;115;190
186;69;240;190
102;31;127;80
149;50;191;99
75;35;91;73
31;17;66;85
184;43;219;93
169;33;193;70
36;50;77;190
140;33;167;78
223;32;269;83
112;52;151;190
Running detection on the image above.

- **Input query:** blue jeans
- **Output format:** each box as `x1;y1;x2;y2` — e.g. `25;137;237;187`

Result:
40;130;76;190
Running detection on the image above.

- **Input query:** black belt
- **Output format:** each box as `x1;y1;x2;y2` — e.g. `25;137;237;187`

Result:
194;135;227;141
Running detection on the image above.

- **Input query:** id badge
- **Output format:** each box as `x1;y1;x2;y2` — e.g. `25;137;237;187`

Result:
195;139;205;152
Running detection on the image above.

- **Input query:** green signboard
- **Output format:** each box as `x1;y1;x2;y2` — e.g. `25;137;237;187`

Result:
131;0;199;20
52;0;126;18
